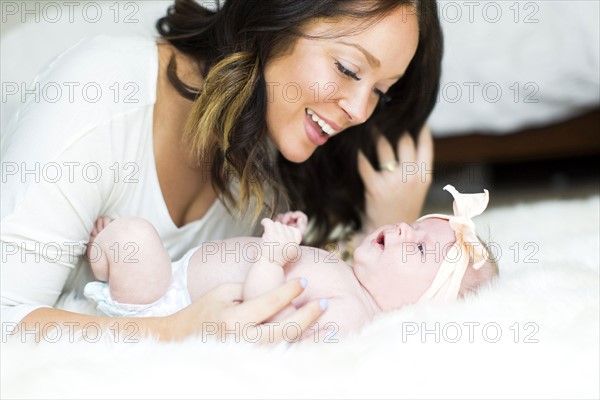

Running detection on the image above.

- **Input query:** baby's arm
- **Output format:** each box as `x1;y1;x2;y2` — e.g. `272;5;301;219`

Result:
243;212;307;321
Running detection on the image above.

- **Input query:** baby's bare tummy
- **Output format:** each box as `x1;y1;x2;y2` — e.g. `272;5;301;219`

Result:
185;238;373;334
187;238;355;299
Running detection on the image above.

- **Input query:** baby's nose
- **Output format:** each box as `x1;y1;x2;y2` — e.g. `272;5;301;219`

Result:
397;222;415;239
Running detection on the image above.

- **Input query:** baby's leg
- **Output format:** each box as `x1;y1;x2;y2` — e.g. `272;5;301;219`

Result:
87;216;171;304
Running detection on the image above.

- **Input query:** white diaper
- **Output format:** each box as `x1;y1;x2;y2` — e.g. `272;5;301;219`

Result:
84;246;199;318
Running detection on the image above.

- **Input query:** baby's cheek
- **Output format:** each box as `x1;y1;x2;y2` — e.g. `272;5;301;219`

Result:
390;274;412;292
351;245;368;265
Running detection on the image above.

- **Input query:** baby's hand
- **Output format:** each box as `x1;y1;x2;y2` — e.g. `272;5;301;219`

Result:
260;218;302;265
274;211;308;236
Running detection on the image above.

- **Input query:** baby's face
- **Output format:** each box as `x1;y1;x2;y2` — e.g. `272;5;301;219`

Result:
353;218;456;310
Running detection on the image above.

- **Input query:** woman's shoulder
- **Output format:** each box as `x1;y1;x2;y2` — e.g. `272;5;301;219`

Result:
28;34;159;111
3;34;160;161
42;34;159;80
12;33;159;120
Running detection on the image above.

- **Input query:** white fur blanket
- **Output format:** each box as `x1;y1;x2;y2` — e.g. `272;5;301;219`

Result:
2;194;599;399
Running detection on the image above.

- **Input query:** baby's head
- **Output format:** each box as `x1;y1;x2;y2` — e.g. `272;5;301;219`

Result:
353;185;498;311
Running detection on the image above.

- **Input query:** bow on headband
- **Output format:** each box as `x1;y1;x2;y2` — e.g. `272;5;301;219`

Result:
416;185;490;303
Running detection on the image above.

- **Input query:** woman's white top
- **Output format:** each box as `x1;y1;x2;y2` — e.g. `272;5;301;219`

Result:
0;35;259;325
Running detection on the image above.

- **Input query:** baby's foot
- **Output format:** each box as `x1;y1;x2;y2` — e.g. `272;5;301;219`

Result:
85;216;113;261
274;211;308;236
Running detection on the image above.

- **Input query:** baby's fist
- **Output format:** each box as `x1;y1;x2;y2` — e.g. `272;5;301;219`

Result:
274;211;308;236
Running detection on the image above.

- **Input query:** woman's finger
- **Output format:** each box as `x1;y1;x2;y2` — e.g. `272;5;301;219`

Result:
376;134;397;165
234;278;306;325
397;132;417;165
417;124;434;165
357;150;377;187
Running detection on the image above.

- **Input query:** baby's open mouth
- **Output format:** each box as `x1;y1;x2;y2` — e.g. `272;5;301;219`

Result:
376;231;385;250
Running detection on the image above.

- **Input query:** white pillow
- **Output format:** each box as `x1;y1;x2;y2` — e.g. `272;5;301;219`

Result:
2;1;598;138
429;0;600;136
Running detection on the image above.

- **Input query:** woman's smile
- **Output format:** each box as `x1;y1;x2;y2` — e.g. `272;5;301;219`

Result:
304;109;330;146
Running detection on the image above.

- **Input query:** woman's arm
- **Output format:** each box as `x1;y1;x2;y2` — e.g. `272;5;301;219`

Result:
1;37;134;329
11;279;322;343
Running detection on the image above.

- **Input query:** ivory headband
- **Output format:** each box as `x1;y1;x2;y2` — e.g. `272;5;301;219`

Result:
417;185;490;303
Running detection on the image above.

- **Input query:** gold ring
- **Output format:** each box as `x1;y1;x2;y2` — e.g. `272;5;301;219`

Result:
379;160;398;172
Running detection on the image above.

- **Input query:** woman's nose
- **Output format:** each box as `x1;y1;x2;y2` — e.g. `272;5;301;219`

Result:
337;87;373;124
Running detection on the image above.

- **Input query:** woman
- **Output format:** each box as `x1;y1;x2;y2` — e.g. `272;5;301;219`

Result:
1;0;441;343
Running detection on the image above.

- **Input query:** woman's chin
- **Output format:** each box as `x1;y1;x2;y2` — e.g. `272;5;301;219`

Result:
279;145;314;164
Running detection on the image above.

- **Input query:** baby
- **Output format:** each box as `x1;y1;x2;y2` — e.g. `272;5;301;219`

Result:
84;185;498;341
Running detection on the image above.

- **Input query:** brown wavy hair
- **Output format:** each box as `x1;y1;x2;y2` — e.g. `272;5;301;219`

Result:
156;0;443;246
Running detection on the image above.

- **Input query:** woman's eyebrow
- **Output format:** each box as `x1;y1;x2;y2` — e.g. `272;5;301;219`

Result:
336;41;381;68
336;41;404;80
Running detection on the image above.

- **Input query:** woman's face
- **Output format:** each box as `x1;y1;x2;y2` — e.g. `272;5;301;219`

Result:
264;5;419;163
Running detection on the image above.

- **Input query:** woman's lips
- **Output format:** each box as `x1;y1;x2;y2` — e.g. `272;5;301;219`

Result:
304;112;328;146
307;108;340;134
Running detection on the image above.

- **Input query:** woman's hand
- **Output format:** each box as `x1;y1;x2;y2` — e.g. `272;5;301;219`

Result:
357;124;434;232
163;278;324;343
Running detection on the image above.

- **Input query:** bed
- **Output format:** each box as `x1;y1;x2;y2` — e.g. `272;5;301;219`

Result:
2;194;598;398
1;1;599;398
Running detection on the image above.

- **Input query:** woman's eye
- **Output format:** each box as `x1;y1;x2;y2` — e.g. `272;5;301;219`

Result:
335;61;361;81
417;243;424;254
335;61;392;105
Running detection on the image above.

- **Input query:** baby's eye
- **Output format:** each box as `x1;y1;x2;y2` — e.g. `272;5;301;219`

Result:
417;243;424;254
